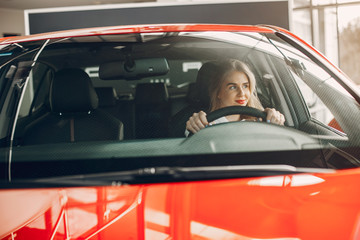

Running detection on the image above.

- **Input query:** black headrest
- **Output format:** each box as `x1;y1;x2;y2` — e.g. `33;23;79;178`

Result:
50;68;99;113
187;61;220;109
135;83;169;104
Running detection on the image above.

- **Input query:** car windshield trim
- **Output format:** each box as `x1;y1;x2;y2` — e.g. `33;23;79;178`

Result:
5;165;335;187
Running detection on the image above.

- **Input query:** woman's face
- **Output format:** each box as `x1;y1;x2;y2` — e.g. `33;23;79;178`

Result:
217;71;251;109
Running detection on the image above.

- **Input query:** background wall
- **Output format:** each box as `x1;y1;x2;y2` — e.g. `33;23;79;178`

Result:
0;8;25;36
25;1;289;35
0;0;289;37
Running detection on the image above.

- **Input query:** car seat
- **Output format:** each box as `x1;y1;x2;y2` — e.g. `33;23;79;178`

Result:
168;61;219;137
134;82;170;139
21;68;124;145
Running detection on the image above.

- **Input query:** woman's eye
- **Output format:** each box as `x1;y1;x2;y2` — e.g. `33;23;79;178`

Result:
229;85;236;90
243;84;249;89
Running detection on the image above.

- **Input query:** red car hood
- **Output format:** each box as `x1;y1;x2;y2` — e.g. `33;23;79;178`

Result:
1;168;360;240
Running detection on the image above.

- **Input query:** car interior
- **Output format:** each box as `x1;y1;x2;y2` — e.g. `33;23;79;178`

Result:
7;32;351;143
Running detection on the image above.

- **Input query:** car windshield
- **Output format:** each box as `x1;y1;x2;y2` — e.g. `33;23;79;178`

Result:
1;28;360;183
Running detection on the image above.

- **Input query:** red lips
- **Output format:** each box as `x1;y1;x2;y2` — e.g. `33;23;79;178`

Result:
236;99;246;105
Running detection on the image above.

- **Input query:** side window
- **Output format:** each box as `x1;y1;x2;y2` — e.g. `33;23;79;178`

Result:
18;63;52;118
31;65;52;113
289;61;350;133
293;73;334;125
0;66;11;112
0;67;7;100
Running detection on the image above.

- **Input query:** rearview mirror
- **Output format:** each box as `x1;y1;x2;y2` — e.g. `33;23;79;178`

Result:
99;58;169;80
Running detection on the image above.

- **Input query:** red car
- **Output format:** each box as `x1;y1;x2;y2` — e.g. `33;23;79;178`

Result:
1;24;360;240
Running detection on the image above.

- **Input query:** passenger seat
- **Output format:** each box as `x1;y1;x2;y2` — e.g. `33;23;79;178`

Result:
22;68;124;145
134;83;170;139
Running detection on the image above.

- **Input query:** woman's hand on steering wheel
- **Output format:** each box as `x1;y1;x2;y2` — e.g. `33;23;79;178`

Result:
186;111;208;134
186;106;285;135
264;108;285;125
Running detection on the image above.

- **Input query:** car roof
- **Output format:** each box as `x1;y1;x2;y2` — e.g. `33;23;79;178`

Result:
0;24;275;45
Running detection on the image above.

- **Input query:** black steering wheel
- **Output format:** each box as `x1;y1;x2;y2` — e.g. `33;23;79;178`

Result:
206;106;267;122
187;106;267;137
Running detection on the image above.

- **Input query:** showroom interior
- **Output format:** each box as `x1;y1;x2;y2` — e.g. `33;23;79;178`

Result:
0;0;359;84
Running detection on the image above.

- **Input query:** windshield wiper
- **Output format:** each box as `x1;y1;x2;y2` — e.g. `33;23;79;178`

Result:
5;165;335;188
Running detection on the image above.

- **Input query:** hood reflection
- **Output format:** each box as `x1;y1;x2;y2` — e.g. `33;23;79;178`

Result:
247;174;325;187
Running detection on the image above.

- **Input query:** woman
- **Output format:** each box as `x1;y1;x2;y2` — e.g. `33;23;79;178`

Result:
186;59;285;135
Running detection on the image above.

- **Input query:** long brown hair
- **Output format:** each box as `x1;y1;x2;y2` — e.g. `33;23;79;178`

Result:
208;59;264;115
